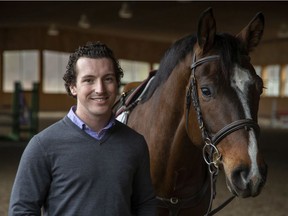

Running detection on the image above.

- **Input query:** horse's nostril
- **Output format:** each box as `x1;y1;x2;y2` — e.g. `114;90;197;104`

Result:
240;170;249;184
230;165;266;198
231;166;249;191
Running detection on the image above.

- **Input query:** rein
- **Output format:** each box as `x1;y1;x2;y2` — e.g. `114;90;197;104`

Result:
157;53;260;216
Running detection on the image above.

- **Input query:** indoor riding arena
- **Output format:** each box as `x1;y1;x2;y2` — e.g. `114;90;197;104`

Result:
0;2;287;216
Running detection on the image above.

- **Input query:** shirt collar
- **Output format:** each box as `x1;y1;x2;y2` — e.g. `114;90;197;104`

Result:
67;105;116;139
67;106;85;129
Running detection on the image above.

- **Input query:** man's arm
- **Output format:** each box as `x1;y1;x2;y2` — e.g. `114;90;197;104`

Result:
9;136;51;216
131;137;157;216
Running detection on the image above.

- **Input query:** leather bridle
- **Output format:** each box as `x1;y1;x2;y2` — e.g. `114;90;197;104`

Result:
157;53;260;216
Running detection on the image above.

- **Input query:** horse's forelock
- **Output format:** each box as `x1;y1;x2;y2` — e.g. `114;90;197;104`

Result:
216;33;245;84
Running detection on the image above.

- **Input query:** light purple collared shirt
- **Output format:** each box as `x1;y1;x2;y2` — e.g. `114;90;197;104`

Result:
67;106;115;140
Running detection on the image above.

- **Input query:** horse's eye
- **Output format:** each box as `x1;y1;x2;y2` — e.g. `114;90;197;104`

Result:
201;87;212;97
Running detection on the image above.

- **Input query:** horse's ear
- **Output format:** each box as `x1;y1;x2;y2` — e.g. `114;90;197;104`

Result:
197;7;216;54
236;12;265;52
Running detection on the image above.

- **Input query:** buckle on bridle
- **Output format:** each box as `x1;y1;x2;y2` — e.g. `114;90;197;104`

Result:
203;138;222;174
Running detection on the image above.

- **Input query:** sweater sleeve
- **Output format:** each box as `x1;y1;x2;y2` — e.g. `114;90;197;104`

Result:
9;136;51;216
131;137;157;216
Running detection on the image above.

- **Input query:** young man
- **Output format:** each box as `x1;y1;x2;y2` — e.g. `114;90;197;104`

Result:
9;42;156;216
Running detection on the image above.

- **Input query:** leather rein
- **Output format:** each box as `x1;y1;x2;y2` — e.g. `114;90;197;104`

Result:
156;53;260;216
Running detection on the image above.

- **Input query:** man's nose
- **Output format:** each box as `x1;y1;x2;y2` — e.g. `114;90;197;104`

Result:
94;80;105;94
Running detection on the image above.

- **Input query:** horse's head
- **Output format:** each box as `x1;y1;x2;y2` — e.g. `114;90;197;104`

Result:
186;8;267;198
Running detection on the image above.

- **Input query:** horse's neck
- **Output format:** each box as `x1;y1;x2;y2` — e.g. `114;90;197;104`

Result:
149;66;208;196
130;66;189;133
157;117;207;196
153;66;189;116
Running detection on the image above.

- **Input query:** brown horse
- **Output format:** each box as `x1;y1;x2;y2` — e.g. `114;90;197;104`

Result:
116;8;267;216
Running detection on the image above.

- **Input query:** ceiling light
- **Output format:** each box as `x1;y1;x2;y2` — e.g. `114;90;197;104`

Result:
47;24;59;36
78;14;91;29
119;2;133;19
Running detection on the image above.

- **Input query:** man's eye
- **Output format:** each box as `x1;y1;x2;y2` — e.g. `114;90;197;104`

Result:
105;77;115;82
84;79;93;84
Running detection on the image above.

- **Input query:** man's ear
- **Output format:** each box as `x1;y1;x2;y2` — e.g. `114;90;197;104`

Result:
70;86;77;96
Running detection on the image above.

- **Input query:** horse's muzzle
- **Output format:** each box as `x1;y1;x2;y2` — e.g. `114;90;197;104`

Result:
227;163;267;198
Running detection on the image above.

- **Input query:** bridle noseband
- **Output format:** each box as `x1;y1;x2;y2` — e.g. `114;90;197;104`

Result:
157;53;260;216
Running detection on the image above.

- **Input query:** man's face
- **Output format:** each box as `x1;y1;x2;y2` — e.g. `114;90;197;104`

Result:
70;57;118;122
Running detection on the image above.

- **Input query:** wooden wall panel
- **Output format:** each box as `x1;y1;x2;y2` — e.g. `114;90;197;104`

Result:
0;26;287;116
251;39;288;65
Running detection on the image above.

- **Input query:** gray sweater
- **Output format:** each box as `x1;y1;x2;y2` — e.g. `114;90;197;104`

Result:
9;116;156;216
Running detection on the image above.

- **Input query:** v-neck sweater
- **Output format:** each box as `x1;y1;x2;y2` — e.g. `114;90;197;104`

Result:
9;116;156;216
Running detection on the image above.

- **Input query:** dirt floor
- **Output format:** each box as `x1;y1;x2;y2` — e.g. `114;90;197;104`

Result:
0;127;287;216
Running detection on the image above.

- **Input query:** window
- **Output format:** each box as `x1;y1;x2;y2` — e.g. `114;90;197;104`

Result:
262;65;280;96
3;50;39;92
152;63;160;70
254;65;262;77
281;65;288;97
119;59;150;84
43;50;69;93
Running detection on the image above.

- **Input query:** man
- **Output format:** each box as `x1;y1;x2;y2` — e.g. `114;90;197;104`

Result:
9;42;156;216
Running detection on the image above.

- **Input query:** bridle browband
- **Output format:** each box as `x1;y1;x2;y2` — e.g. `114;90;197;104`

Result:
157;53;260;216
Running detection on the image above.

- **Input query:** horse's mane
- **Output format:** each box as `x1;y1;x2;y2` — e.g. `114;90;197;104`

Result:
141;32;244;102
141;35;196;102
